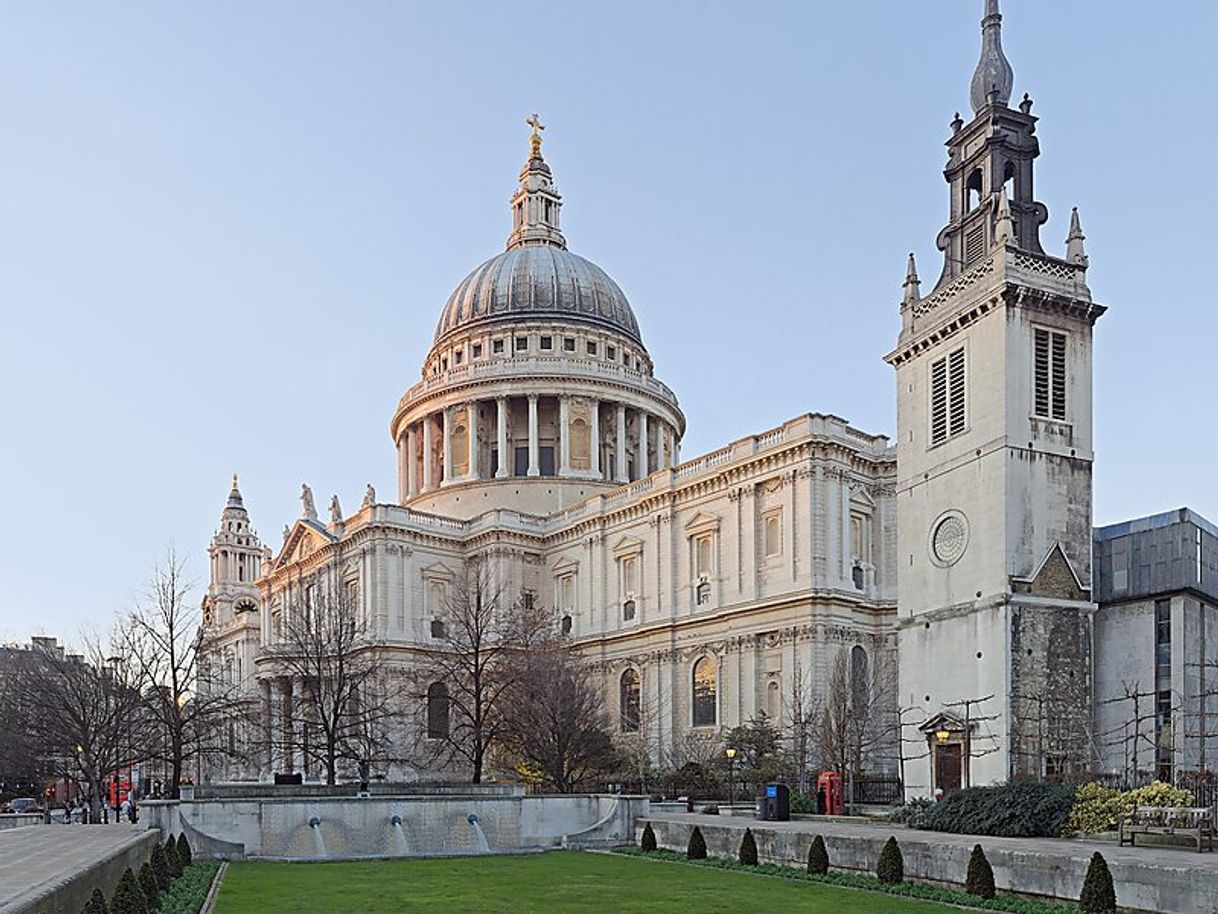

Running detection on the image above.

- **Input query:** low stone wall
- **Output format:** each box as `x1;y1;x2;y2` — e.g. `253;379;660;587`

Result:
2;828;159;914
639;816;1218;914
0;814;43;831
143;793;645;860
195;781;523;800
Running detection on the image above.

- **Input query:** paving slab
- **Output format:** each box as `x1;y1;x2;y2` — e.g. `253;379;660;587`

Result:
0;824;157;914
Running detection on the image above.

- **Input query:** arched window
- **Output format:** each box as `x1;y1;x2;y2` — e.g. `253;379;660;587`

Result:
570;417;591;470
692;656;717;727
452;423;469;476
561;614;572;636
850;645;870;711
1002;161;1017;200
966;169;983;211
766;680;780;720
620;669;641;733
427;682;449;739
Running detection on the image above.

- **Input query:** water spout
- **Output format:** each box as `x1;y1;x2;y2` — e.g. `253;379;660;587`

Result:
390;814;409;856
467;812;490;854
308;815;328;858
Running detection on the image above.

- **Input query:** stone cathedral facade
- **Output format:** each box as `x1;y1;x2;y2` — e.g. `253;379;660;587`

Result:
200;1;1106;795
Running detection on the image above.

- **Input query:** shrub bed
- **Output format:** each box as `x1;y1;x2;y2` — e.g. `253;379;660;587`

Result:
918;782;1075;838
152;859;220;914
613;846;1077;914
1064;780;1194;837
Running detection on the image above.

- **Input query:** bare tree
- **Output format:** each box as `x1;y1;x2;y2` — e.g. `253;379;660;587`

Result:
818;646;896;784
6;635;148;821
942;693;1001;789
500;634;618;793
120;550;247;796
418;555;548;783
1011;678;1095;781
784;659;822;795
263;578;399;785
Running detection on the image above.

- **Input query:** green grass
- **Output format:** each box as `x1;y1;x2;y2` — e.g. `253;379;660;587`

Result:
213;851;959;913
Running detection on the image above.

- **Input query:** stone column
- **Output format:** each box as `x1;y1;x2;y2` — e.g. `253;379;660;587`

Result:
442;408;453;485
422;416;433;493
396;432;407;502
260;679;273;776
280;678;295;773
559;396;571;475
467;401;479;480
590;400;601;479
406;424;418;498
639;411;650;477
527;395;540;477
495;397;509;478
615;403;628;482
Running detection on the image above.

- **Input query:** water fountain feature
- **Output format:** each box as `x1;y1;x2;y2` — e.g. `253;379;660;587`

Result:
308;815;328;858
390;814;410;856
467;812;491;853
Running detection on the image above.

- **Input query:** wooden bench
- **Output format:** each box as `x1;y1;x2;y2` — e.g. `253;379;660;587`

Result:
1119;806;1214;852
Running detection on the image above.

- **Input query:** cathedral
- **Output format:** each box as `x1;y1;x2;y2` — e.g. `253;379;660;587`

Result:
200;0;1112;796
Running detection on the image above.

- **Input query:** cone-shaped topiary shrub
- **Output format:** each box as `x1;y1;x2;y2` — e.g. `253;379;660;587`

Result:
150;842;171;891
687;825;707;860
807;834;829;875
1080;851;1117;914
738;828;758;866
876;836;904;884
176;833;193;867
109;869;147;914
137;863;159;911
641;822;657;852
164;835;183;878
966;844;996;899
80;887;108;914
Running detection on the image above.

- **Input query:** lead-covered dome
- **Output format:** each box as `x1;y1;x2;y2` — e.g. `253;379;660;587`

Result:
434;245;641;345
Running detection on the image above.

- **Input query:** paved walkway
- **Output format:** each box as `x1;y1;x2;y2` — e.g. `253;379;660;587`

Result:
647;810;1218;872
0;824;147;913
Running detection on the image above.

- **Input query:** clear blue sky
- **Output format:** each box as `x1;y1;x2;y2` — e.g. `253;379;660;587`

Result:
1;1;1212;641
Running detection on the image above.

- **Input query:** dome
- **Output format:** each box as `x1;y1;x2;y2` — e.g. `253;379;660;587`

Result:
434;245;642;346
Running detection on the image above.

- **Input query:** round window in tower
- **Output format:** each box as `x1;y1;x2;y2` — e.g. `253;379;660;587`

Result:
929;510;969;567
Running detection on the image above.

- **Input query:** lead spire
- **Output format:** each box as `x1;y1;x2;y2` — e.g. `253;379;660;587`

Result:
507;114;567;250
969;0;1014;114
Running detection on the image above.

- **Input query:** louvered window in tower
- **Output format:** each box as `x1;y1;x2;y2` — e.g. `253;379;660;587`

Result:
1034;328;1068;421
965;225;986;265
930;346;967;446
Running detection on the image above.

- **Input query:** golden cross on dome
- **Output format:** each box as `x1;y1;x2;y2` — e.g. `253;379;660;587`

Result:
526;113;545;158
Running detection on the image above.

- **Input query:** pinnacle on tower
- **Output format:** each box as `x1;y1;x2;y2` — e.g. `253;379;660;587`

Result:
227;472;244;509
506;113;567;251
970;0;1014;114
1066;207;1089;267
902;253;921;307
995;187;1015;245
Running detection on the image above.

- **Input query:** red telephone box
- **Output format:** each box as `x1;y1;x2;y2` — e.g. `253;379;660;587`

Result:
817;771;844;816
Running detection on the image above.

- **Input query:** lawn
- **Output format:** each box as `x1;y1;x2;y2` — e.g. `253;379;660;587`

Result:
213;851;958;913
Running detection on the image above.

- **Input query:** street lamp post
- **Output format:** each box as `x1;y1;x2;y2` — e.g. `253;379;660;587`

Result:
725;747;737;810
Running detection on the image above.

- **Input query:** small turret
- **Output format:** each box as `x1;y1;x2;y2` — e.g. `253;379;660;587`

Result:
902;253;921;307
506;114;567;251
1066;207;1089;267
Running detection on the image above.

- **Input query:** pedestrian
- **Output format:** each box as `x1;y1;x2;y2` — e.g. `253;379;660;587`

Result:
816;783;827;815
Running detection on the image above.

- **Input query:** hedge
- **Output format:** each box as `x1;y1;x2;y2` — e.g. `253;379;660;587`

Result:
919;782;1076;838
153;860;221;914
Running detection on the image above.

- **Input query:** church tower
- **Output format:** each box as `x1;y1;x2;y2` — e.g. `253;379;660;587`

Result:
887;0;1106;793
201;475;266;695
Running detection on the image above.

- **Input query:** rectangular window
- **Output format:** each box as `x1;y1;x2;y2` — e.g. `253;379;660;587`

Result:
1034;328;1068;420
563;337;576;352
622;555;638;596
492;339;504;354
515;336;529;352
556;573;575;613
607;345;616;361
540;335;553;350
695;535;712;577
586;341;597;356
539;446;556;476
930;346;967;445
514;446;529;476
472;343;483;359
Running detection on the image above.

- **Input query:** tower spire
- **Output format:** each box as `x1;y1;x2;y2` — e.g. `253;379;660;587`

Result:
902;253;921;307
507;114;567;251
1066;207;1089;267
970;0;1014;114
